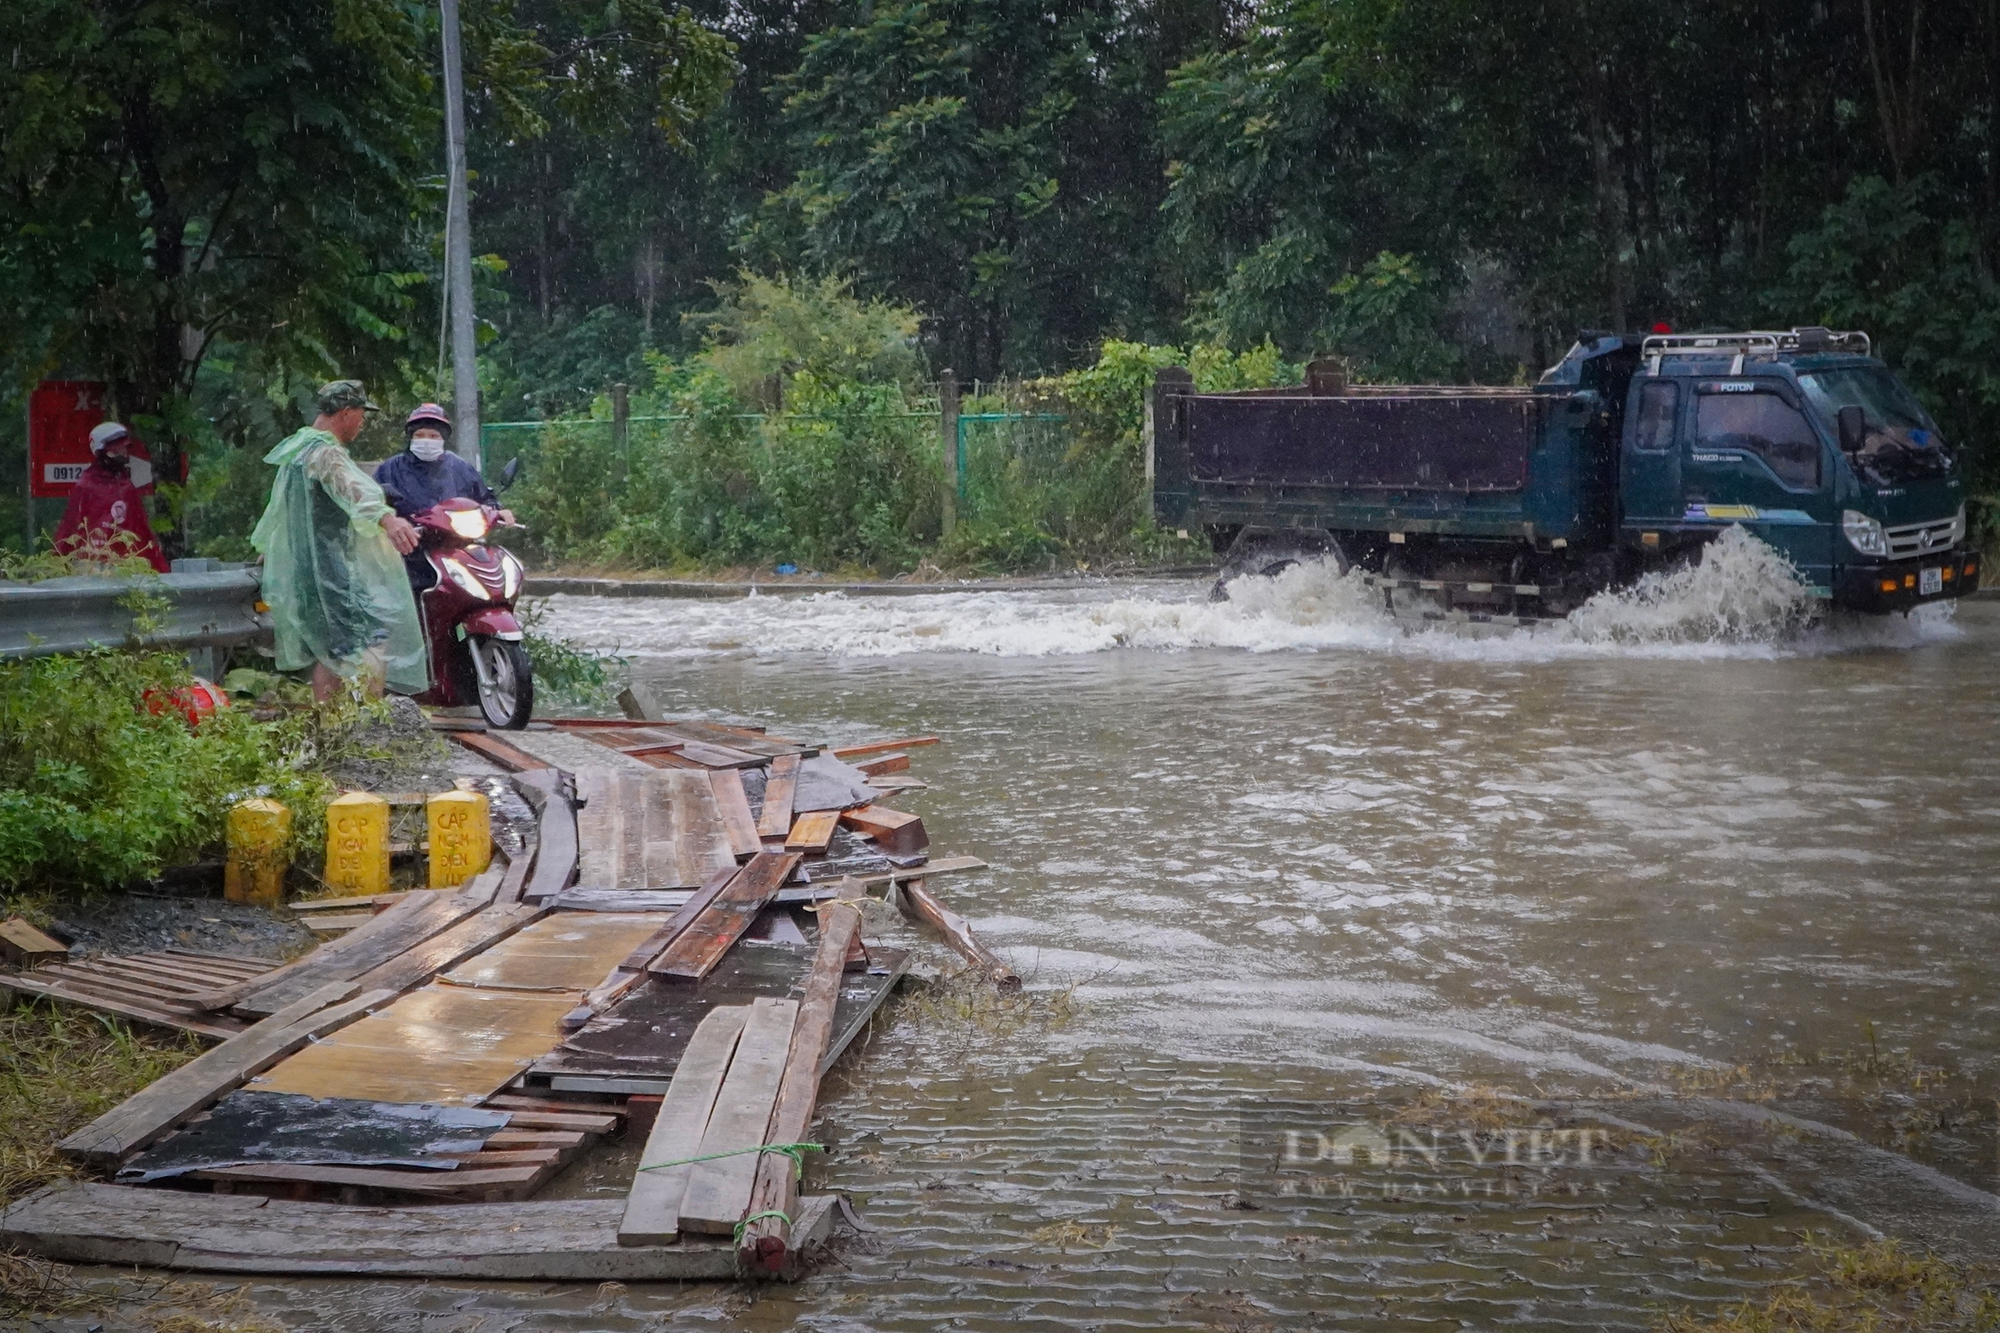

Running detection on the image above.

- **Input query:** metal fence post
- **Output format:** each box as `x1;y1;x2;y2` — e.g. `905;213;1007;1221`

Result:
939;369;959;537
611;382;631;487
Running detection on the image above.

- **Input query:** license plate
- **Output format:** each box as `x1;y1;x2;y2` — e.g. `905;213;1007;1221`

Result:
1920;566;1943;595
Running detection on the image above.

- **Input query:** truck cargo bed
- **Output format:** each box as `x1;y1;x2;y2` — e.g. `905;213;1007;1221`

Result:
1184;389;1540;492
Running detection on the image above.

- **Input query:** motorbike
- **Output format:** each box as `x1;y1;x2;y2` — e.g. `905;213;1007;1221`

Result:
409;495;534;728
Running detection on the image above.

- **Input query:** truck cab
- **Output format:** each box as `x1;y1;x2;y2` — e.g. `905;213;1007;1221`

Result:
1614;329;1976;612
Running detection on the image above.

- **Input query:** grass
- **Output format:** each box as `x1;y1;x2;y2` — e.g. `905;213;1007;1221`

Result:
0;997;199;1209
1660;1237;2000;1332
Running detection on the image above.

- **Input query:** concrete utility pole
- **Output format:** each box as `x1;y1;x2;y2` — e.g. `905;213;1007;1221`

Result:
440;0;481;468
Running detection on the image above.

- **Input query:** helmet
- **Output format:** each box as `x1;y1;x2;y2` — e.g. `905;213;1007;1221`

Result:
403;403;453;438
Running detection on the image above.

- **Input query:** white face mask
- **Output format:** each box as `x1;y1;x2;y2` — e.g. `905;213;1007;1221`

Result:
409;436;446;462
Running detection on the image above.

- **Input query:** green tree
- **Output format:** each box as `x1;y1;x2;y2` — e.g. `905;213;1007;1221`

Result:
0;0;439;551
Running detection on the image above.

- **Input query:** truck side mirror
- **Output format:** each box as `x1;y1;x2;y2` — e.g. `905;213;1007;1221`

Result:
499;457;521;491
1837;404;1867;453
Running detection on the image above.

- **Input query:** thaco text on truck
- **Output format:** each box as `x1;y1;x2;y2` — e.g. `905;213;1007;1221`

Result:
1150;328;1979;619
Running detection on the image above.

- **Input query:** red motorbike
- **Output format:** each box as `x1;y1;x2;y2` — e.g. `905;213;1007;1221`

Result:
410;497;534;728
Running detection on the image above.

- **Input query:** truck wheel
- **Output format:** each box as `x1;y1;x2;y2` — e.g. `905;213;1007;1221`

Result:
473;636;535;729
1209;531;1347;601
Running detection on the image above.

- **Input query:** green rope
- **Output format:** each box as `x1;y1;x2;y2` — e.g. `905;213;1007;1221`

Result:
734;1208;794;1248
636;1141;824;1180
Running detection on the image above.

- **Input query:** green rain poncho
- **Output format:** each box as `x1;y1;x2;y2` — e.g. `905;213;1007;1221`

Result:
251;428;429;695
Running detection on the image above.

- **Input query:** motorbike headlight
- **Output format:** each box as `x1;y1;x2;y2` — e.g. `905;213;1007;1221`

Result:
442;557;490;599
498;549;524;600
1842;509;1888;557
447;508;490;540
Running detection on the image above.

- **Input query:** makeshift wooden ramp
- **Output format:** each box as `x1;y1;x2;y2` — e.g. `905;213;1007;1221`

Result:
0;1182;838;1281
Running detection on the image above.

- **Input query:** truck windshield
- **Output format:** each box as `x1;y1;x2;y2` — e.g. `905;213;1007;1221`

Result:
1798;367;1953;484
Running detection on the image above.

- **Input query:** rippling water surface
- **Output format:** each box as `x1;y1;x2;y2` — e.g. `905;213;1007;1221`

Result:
153;556;2000;1330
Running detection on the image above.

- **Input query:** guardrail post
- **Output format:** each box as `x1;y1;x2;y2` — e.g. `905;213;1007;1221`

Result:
940;369;959;537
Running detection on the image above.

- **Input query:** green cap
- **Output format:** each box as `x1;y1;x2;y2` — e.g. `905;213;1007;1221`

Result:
315;380;381;415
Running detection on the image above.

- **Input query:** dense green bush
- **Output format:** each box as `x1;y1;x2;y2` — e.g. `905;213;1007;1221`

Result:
503;286;1304;574
0;651;334;895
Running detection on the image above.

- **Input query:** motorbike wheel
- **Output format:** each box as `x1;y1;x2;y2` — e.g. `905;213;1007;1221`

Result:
472;636;535;730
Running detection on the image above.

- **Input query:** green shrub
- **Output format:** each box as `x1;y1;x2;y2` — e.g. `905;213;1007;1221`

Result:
0;650;334;894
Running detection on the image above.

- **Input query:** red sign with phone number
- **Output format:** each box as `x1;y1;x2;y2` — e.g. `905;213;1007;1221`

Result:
27;380;154;498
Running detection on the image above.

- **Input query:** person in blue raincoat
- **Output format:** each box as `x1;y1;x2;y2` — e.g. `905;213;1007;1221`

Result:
374;403;512;590
251;381;429;701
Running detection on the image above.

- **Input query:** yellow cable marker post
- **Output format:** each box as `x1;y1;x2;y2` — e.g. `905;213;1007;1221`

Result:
323;791;391;897
427;789;492;889
224;798;292;906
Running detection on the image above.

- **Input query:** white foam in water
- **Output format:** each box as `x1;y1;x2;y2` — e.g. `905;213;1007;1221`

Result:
545;526;1960;662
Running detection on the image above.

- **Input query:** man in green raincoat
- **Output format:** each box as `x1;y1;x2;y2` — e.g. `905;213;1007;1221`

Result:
252;381;430;701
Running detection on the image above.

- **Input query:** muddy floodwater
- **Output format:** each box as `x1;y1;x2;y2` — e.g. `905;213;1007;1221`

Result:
65;554;2000;1330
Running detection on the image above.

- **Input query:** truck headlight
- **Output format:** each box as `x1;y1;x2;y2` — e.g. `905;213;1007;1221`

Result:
1949;503;1967;545
1842;510;1888;557
442;557;491;600
498;549;524;600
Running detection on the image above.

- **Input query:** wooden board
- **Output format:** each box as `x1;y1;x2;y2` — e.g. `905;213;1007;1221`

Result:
444;912;669;993
1;917;68;968
575;768;735;890
708;769;761;859
756;753;799;839
534;940;908;1093
784;810;840;855
349;903;546;995
829;736;939;759
249;986;583;1106
618;1006;747;1246
676;998;797;1235
0;971;245;1041
58;983;388;1166
447;730;550;772
306;912;376;937
649;852;800;982
202;889;487;1017
191;1160;557;1202
513;769;578;903
839;805;929;857
851;752;909;776
0;1182;838;1282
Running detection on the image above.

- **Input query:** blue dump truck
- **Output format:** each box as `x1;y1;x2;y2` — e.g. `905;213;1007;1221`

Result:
1151;328;1979;619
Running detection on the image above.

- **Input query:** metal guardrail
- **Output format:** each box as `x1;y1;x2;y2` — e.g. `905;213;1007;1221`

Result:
0;565;267;661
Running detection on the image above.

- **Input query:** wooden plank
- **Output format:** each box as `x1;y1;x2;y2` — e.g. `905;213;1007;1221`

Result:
493;844;536;904
851;752;909;777
250;988;580;1106
654;738;765;770
349;903;546;995
484;1093;625;1118
501;1109;618;1133
755;753;799;840
38;959;213;999
25;967;226;1020
839;805;929;856
81;956;245;993
58;983;388;1166
847;854;987;889
830;736;939;759
561;867;739;1030
649;852;801;983
191;888;481;1016
676;998;798;1235
618;1006;747;1246
0;1182;839;1281
656;722;815;760
639;770;734;889
289;893;407;916
1;973;244;1041
514;769;578;902
486;1128;587;1150
901;878;1019;991
444;911;667;994
306;913;376;937
189;1161;554;1201
448;730;549;772
739;896;863;1270
784;810;840;854
708;769;761;859
573;769;623;888
155;950;279;976
1;917;68;968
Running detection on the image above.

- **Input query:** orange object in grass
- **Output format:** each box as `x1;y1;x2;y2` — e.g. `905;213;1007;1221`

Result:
143;677;230;727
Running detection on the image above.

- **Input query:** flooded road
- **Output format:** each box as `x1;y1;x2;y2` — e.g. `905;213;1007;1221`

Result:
96;552;2000;1331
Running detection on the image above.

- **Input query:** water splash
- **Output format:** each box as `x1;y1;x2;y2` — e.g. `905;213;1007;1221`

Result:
1564;525;1819;644
544;529;1961;661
